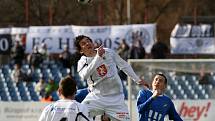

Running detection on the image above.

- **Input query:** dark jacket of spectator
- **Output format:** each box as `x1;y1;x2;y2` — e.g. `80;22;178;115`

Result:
28;46;43;69
128;40;145;59
11;41;25;65
59;45;72;68
117;39;130;60
151;41;169;59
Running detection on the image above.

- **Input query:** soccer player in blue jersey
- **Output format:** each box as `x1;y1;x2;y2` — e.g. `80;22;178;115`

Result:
137;73;183;121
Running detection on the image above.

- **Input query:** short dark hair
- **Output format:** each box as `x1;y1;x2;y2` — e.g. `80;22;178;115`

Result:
154;73;167;84
74;35;93;52
59;76;77;98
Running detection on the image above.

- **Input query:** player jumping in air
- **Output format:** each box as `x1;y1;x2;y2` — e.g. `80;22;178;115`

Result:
74;35;146;121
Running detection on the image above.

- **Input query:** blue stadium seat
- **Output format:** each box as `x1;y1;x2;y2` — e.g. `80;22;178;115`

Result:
26;82;40;101
0;90;9;101
61;68;71;77
16;82;30;101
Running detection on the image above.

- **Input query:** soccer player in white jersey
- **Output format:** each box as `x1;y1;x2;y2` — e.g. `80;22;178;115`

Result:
74;35;146;121
39;76;91;121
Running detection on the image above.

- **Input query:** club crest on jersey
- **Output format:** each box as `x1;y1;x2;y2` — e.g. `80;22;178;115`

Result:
96;64;107;77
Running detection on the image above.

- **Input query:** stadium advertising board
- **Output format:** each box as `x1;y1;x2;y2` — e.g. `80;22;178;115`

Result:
170;23;215;54
0;28;12;54
0;100;214;121
0;102;46;121
0;27;28;55
0;34;12;54
26;24;156;53
174;100;212;121
130;100;214;121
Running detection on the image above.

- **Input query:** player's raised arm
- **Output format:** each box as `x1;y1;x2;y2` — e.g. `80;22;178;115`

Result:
110;48;148;87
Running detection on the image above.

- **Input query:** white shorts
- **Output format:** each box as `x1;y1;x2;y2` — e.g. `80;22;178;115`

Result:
81;92;130;121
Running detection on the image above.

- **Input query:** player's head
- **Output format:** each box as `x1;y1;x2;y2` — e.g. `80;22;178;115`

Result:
58;76;77;99
152;73;167;91
74;35;94;55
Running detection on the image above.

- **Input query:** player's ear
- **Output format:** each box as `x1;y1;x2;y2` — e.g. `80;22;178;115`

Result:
58;88;62;96
79;48;84;55
163;83;167;90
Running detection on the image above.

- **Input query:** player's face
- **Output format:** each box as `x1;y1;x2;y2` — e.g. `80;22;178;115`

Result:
79;37;95;56
152;75;166;91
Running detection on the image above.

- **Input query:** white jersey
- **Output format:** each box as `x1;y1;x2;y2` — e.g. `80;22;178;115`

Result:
39;99;91;121
77;48;140;96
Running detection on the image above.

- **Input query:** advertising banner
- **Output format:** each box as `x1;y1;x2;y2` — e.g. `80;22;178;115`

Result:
0;100;214;121
26;24;156;53
170;23;215;54
174;100;213;121
130;100;214;121
0;102;47;121
0;34;12;54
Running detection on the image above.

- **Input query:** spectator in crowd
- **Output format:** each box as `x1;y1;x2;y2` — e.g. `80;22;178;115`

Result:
117;39;130;60
11;63;28;83
10;41;25;66
137;73;182;121
39;42;50;62
59;45;72;69
151;41;169;59
128;39;145;59
74;35;146;121
27;45;43;71
40;92;53;102
199;65;209;85
199;73;209;85
39;76;91;121
35;78;47;97
45;78;58;95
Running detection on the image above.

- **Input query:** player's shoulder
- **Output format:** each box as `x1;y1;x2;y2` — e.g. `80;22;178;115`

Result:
75;100;87;107
140;88;151;93
138;88;152;95
163;95;173;102
74;101;89;111
78;56;88;66
42;103;55;113
79;56;87;62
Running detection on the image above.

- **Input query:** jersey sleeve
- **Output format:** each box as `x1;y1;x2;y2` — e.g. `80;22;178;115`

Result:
38;104;53;121
168;100;183;121
109;49;140;82
136;89;154;114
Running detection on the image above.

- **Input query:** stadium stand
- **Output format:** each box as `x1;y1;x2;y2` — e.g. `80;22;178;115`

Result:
0;61;84;101
0;60;215;101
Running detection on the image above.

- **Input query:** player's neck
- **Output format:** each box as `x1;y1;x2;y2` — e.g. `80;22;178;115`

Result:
61;95;75;100
85;50;97;57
